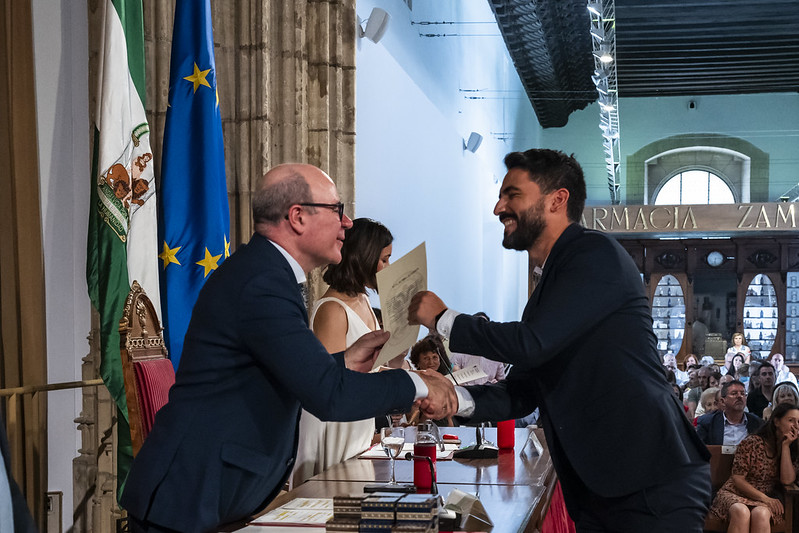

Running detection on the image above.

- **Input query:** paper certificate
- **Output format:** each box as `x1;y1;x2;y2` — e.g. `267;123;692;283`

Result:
374;242;427;369
446;365;489;386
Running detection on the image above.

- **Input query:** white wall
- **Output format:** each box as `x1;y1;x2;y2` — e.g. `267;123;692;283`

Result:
355;0;541;322
31;0;91;528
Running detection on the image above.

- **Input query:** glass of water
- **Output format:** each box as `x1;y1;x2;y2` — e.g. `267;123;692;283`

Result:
380;426;405;485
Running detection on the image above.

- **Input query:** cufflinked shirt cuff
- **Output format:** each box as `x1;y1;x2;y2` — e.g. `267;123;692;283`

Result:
436;309;460;339
406;370;428;401
455;386;475;417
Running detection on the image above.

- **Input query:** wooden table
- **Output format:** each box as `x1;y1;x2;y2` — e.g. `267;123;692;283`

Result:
238;427;556;533
315;427;552;488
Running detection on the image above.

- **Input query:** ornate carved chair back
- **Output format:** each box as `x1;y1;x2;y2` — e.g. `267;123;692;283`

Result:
118;280;175;456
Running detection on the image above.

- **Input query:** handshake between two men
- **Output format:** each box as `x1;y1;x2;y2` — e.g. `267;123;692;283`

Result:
342;290;457;421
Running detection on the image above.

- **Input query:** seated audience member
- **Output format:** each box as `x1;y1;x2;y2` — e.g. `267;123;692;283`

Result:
769;352;797;387
449;314;506;385
409;334;452;374
686;365;713;420
663;353;689;387
709;371;721;389
682;353;699;370
708;402;799;531
738;363;752;389
722;353;746;378
725;331;752;364
719;374;735;388
747;362;776;418
696;380;764;446
762;382;799;421
700;355;716;367
408;335;455;426
747;361;763;393
694;387;720;419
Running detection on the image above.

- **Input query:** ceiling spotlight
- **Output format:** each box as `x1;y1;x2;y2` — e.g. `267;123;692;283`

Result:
597;45;613;64
587;1;602;17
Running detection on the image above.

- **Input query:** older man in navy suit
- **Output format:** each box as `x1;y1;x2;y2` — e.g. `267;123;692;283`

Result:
409;149;711;533
122;164;456;533
696;380;763;445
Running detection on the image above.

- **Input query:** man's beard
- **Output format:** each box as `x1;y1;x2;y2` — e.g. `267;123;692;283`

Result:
501;199;546;251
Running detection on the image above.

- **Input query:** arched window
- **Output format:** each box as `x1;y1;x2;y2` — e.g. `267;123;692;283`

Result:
653;169;735;205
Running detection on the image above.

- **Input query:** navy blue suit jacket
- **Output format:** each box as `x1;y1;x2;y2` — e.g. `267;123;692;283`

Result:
451;224;709;503
121;234;415;532
695;410;764;445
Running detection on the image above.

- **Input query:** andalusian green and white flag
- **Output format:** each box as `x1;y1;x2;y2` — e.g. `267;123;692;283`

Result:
86;0;160;499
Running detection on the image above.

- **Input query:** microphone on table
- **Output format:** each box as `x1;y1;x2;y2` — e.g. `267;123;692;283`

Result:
405;452;438;494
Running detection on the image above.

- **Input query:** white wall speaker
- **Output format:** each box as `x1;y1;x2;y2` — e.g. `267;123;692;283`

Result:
361;8;390;43
464;132;483;153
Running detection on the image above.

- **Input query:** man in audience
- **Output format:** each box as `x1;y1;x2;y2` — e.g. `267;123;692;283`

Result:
718;373;735;388
409;149;710;531
746;361;775;418
696;380;763;446
121;164;456;533
664;353;688;387
686;365;713;420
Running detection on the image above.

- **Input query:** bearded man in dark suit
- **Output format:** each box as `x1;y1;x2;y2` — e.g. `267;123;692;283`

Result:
409;149;711;533
122;163;456;533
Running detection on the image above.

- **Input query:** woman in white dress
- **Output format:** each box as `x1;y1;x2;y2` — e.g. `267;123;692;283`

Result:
290;218;396;487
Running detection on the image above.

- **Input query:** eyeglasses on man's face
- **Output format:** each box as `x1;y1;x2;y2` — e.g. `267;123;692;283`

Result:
290;202;345;221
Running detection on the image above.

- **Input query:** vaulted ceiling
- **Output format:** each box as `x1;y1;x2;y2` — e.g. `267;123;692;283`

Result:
489;0;799;128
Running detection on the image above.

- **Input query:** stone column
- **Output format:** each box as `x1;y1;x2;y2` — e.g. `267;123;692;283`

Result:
143;0;357;295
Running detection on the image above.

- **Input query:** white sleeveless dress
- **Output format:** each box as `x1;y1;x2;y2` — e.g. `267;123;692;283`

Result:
290;297;378;487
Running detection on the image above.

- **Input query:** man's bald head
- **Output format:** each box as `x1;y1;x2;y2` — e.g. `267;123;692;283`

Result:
253;164;333;226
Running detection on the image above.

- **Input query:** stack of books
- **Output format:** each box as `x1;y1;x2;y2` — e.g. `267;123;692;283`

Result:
325;492;439;532
326;494;365;532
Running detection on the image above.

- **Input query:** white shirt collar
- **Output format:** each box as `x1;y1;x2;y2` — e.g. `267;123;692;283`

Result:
268;239;306;284
722;411;747;426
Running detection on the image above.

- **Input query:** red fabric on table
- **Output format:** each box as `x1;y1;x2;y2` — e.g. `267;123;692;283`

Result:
541;481;576;533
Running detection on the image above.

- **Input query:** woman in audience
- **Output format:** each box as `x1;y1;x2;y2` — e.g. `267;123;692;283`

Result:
291;218;395;487
762;383;799;421
726;331;752;364
409;334;453;375
723;353;747;378
769;352;798;387
408;334;455;425
694;386;720;420
683;353;699;370
709;402;799;531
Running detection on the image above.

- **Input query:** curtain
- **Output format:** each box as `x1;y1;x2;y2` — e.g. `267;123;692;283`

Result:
0;0;49;528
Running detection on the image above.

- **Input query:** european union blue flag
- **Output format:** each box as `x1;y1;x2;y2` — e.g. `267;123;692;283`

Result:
158;0;230;370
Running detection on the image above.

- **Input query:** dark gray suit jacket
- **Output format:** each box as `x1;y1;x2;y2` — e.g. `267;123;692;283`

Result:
695;410;764;445
451;224;709;503
121;234;415;532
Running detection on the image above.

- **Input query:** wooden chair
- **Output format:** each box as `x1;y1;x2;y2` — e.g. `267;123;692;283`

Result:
704;444;798;532
119;280;175;456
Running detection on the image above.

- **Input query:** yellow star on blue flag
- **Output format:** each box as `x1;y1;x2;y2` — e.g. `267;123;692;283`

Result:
158;0;230;370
